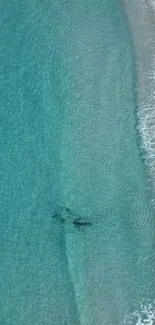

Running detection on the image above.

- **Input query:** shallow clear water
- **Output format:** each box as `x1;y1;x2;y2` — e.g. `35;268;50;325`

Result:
0;0;155;324
0;1;79;324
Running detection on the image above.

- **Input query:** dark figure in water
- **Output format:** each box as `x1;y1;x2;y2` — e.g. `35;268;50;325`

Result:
72;218;93;228
52;212;65;224
52;207;92;228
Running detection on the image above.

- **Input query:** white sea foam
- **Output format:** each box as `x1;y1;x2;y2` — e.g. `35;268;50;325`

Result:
137;62;155;175
123;0;155;194
124;300;155;325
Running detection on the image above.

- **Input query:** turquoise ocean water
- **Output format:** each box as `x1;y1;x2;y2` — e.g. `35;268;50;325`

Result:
0;0;155;324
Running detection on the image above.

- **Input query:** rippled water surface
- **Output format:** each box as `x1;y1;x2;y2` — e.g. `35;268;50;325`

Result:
0;0;155;324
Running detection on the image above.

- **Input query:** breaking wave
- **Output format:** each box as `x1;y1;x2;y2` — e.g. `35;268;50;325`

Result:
136;63;155;179
124;300;155;325
123;0;155;198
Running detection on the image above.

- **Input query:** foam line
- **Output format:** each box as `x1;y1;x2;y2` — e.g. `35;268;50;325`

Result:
122;0;155;195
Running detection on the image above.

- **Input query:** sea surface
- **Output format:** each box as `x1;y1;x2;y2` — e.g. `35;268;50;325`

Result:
0;0;155;324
